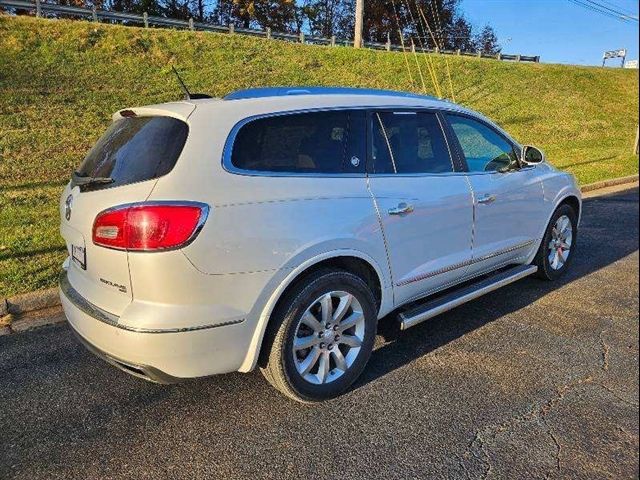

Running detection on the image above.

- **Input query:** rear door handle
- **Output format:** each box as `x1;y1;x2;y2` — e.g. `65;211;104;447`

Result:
388;202;414;215
478;194;497;205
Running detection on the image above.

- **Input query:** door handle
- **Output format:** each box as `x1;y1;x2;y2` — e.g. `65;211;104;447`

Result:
478;194;497;205
388;202;414;215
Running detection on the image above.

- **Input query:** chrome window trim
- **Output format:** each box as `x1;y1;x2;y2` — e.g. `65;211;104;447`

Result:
221;104;469;178
222;106;372;178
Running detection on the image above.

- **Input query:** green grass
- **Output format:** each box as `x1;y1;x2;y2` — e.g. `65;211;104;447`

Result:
0;15;638;297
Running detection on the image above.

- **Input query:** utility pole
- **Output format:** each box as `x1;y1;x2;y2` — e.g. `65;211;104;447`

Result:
354;0;364;48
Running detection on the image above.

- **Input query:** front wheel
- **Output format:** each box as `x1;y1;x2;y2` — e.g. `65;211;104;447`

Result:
533;204;578;280
260;269;377;403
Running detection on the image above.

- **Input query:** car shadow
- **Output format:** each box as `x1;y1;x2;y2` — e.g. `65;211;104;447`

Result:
353;186;639;391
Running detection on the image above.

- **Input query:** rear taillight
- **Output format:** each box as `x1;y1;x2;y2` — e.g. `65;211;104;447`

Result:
92;203;208;251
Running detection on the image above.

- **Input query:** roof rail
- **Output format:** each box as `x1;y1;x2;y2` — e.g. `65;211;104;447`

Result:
223;87;439;101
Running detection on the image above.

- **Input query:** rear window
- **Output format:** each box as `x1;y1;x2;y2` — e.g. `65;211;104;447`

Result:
230;110;366;174
75;116;188;191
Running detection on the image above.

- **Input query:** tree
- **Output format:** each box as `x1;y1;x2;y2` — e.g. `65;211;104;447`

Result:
215;0;297;30
191;0;210;21
302;0;352;38
448;15;474;52
106;0;161;14
162;0;191;19
341;0;462;48
474;24;501;54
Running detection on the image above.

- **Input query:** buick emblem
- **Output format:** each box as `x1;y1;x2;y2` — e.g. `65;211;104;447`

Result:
64;194;73;221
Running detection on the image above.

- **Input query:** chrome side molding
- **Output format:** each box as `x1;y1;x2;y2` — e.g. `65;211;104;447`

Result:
398;264;538;330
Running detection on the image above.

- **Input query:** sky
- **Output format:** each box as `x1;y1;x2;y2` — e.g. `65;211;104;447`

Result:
460;0;639;66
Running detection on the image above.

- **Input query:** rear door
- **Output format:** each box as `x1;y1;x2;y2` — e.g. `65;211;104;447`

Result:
60;111;191;315
444;113;546;275
366;110;474;306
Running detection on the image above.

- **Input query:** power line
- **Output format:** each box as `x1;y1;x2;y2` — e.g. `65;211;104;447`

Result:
583;0;639;21
569;0;630;22
568;0;638;23
597;0;638;16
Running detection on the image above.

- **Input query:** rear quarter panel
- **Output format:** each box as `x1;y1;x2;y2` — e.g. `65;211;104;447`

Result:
147;102;394;372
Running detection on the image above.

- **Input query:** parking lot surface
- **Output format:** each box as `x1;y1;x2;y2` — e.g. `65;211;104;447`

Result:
1;187;638;479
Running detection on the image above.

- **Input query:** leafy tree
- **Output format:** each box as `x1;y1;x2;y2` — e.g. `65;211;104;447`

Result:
302;0;351;38
448;15;474;52
215;0;297;30
106;0;165;15
162;0;192;19
38;0;500;52
191;0;211;21
474;24;501;54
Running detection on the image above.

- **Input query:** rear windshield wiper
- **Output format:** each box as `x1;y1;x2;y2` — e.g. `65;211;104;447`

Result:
72;171;114;187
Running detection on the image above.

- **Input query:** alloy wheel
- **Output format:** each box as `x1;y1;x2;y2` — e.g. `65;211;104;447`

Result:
292;291;365;385
548;214;573;270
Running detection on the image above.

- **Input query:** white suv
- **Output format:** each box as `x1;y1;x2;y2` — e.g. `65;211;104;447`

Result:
59;87;581;402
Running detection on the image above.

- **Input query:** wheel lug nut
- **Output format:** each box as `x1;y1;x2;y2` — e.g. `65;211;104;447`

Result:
328;344;334;350
335;334;340;341
319;343;326;349
325;323;331;329
318;332;324;338
333;325;339;331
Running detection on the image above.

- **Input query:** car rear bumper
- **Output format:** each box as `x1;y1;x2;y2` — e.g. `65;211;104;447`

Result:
59;269;250;382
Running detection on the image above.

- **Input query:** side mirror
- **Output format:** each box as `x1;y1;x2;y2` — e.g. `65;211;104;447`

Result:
521;145;545;166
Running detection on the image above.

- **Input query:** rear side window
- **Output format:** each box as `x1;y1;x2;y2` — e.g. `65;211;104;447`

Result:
75;116;188;191
371;111;453;174
230;110;365;174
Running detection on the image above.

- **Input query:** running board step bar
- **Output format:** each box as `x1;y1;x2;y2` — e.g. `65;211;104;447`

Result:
398;265;538;331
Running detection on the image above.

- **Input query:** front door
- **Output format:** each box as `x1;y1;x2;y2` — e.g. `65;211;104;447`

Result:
444;114;546;275
366;110;474;306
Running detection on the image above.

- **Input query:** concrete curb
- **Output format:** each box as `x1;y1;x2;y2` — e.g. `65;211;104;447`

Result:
1;174;638;336
4;287;60;316
580;174;639;193
1;287;62;336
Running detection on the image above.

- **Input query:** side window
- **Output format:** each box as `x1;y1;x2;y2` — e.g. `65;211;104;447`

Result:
371;111;453;174
446;115;518;173
230;110;365;174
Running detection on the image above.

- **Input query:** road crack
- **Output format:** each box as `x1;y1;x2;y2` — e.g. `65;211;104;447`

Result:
467;431;492;480
599;328;611;372
465;375;595;479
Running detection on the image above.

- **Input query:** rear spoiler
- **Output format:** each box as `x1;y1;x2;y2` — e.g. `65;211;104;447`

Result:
112;102;198;122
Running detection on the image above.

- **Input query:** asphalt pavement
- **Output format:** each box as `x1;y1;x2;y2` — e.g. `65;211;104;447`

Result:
1;186;638;479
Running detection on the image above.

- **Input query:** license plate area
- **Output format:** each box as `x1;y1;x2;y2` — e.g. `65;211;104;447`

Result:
72;244;86;270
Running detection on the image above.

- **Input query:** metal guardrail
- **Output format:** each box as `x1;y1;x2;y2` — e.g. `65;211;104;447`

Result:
0;0;541;63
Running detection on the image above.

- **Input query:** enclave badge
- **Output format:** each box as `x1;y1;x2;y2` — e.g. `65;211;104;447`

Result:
64;194;73;221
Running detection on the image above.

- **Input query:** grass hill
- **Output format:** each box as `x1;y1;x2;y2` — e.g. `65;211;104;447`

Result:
0;15;638;297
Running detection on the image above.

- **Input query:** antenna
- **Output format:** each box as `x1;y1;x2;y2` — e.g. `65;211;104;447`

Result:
172;65;192;100
170;65;212;100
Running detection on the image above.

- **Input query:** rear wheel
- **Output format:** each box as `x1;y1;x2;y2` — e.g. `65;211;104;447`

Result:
260;269;377;403
534;204;578;280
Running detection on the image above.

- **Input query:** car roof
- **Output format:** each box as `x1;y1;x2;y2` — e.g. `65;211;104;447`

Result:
178;86;472;117
126;86;520;144
223;86;441;102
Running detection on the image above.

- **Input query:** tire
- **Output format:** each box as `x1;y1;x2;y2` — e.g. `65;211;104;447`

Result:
260;269;377;403
533;204;578;280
